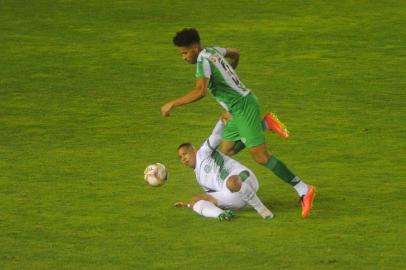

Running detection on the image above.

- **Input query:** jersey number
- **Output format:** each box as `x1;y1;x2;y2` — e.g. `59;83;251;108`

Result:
219;57;247;91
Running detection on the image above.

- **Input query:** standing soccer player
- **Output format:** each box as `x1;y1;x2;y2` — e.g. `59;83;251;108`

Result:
161;28;316;217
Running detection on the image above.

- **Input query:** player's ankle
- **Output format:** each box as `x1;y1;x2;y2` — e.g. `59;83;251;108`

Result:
258;207;274;219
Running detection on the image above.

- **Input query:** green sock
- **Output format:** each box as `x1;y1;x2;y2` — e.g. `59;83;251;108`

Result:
233;140;246;154
265;155;297;185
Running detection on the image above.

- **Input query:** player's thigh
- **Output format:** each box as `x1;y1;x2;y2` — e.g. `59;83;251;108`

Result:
220;140;236;155
234;100;265;148
209;190;246;210
222;116;240;142
234;116;265;148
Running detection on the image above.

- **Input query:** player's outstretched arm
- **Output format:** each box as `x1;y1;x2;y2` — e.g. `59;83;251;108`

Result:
225;48;240;69
207;119;225;150
160;77;209;117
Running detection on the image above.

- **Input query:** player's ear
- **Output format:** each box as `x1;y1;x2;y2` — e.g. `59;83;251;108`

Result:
192;43;200;51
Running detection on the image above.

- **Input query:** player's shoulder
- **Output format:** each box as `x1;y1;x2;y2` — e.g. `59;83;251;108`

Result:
198;47;225;62
196;140;212;158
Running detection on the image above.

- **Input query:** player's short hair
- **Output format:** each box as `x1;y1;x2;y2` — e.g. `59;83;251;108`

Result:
177;142;193;151
173;28;200;47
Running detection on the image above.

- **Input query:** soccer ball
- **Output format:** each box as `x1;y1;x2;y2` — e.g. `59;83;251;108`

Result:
144;163;168;187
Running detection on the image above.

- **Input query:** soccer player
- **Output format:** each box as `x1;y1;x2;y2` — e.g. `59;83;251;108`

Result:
161;28;316;217
175;118;273;221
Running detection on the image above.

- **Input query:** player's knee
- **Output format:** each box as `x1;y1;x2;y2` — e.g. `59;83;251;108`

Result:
253;155;268;165
252;153;270;165
226;175;242;192
220;143;236;156
221;147;235;156
249;144;270;165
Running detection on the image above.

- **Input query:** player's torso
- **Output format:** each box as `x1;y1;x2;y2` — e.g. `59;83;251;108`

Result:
195;150;247;192
198;47;251;111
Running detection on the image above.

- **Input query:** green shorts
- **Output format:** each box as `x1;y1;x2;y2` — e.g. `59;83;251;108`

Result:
222;93;265;148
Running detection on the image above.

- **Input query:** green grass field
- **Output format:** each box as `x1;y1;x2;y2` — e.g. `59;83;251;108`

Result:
1;0;405;269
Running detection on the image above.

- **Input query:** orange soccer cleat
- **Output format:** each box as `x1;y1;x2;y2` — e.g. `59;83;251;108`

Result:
262;112;289;139
301;185;316;218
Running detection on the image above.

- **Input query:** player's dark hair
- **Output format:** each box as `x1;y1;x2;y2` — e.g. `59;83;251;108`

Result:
173;28;200;47
177;142;193;151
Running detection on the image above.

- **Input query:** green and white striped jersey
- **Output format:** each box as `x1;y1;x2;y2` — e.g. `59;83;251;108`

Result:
195;120;250;192
195;47;250;112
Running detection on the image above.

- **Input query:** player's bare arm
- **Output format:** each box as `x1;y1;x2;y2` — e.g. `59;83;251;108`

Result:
160;77;209;117
225;48;240;69
174;194;218;208
221;112;233;125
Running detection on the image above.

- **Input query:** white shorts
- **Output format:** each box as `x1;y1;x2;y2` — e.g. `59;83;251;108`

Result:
209;170;259;210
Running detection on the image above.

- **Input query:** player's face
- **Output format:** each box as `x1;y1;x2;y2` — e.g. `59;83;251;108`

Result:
178;45;199;64
177;146;196;168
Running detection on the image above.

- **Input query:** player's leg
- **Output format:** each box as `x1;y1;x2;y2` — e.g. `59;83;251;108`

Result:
248;144;299;185
225;173;273;219
221;114;288;155
231;103;294;186
189;194;234;221
221;116;246;156
248;144;306;191
221;118;283;156
220;140;236;156
233;94;316;217
221;108;286;156
248;144;316;217
231;103;301;189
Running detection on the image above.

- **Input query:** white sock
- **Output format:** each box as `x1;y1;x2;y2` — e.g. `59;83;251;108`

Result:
192;200;224;218
294;180;309;197
238;182;268;214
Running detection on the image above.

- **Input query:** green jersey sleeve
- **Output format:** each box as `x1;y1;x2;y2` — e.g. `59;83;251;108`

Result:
195;58;211;79
214;47;226;56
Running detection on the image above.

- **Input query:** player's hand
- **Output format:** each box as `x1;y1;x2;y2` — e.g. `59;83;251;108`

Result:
174;201;187;208
160;102;173;117
221;112;233;125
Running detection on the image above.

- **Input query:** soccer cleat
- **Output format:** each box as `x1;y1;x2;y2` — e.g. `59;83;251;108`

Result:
259;208;274;220
301;185;316;218
218;209;235;221
262;112;289;140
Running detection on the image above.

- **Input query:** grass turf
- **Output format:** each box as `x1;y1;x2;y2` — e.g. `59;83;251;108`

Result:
0;0;405;269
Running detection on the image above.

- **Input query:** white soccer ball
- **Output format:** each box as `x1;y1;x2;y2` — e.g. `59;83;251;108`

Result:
144;163;168;187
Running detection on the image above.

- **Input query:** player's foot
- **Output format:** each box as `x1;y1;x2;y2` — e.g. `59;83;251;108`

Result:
218;209;235;221
301;185;316;218
262;112;289;139
258;207;274;220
